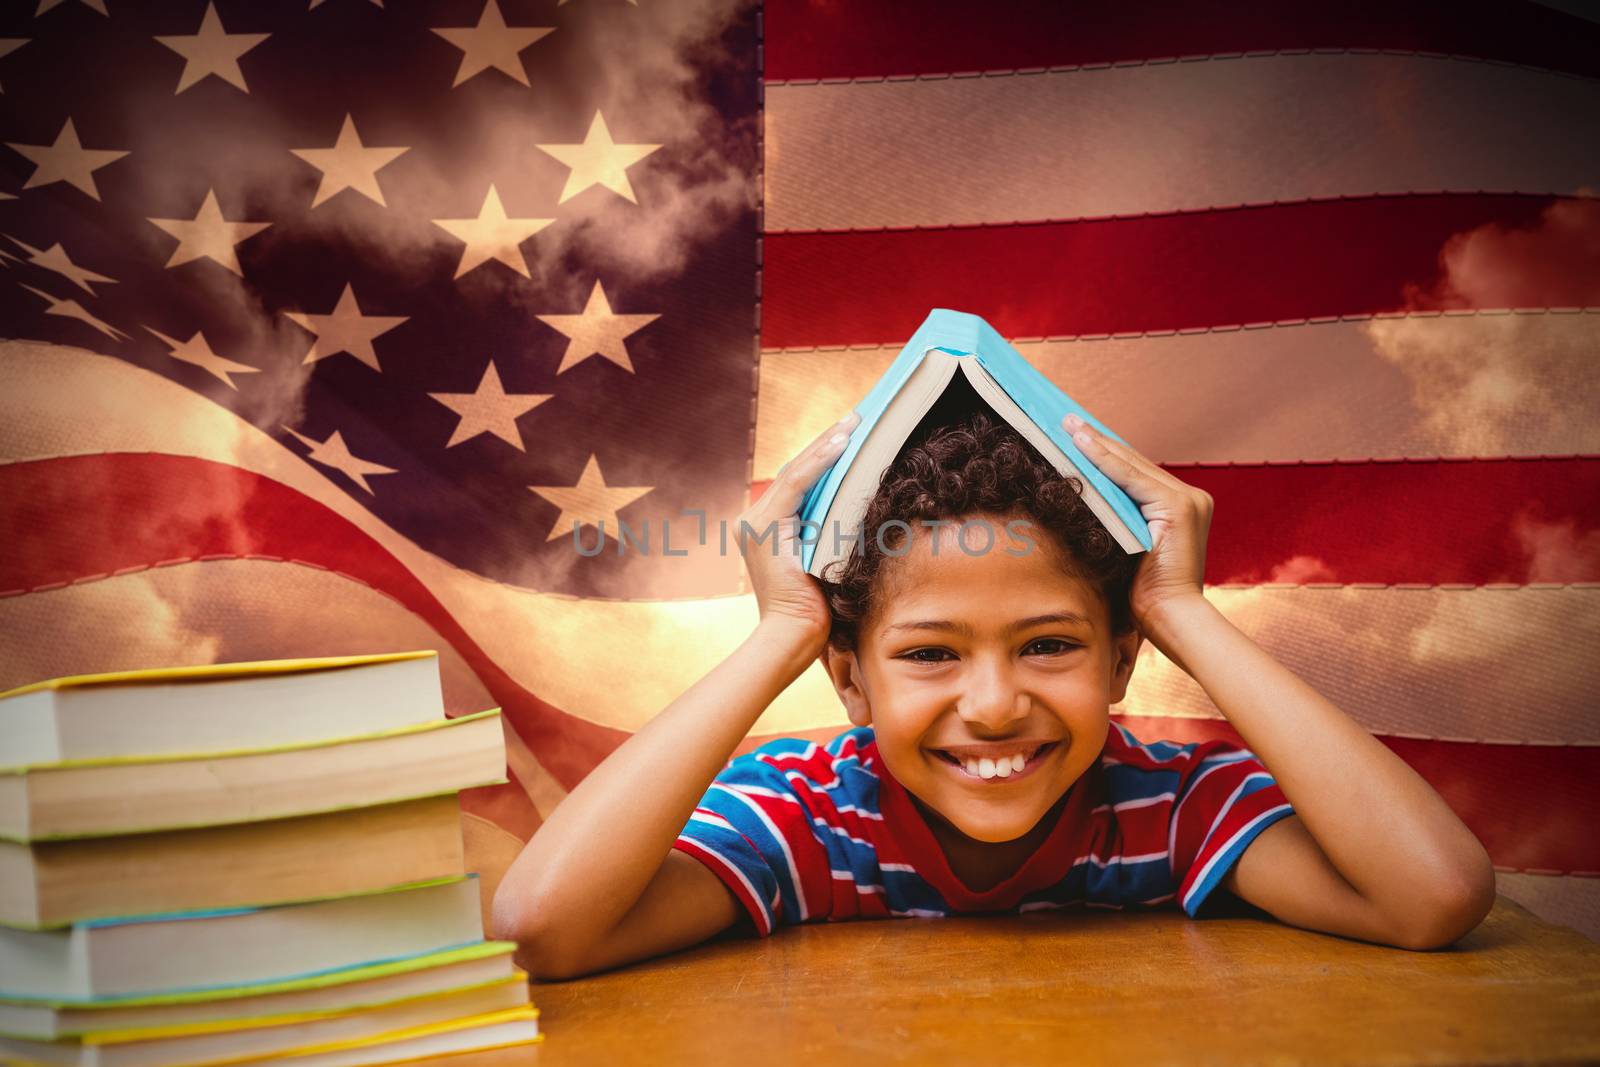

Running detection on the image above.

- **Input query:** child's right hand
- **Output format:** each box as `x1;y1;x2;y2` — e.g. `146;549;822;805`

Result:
737;411;862;649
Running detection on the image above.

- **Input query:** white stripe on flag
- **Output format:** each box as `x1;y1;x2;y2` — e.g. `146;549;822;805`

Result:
767;54;1600;230
753;312;1600;479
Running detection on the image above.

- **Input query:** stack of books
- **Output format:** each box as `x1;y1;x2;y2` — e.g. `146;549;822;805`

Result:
0;651;542;1066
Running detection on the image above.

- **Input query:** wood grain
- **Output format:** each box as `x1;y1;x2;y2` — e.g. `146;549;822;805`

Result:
517;897;1600;1066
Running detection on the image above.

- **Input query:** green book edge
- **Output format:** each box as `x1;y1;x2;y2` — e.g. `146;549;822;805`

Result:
0;941;516;1013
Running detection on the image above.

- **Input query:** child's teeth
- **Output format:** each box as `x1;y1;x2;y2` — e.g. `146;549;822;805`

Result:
952;751;1036;779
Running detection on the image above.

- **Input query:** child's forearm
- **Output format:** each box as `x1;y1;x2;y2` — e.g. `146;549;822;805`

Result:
1142;594;1492;936
491;618;819;966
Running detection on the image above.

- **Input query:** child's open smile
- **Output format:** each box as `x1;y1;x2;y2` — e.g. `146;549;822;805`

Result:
823;510;1143;864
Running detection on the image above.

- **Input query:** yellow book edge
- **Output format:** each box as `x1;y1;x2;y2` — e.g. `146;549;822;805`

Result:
0;650;439;701
77;974;532;1045
4;1007;543;1067
0;941;515;1013
1;709;503;776
0;874;479;935
13;1008;546;1067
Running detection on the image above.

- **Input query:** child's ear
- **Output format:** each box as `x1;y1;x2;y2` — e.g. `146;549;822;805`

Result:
1108;627;1144;705
821;644;873;728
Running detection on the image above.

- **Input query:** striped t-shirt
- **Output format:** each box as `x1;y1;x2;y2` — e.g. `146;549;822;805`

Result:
671;722;1294;936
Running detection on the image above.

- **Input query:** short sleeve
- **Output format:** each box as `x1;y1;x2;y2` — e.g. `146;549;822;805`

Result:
671;742;834;937
1168;740;1296;917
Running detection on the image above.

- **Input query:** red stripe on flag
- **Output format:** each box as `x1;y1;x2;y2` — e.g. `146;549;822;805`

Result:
762;194;1596;348
758;456;1600;586
765;0;1600;82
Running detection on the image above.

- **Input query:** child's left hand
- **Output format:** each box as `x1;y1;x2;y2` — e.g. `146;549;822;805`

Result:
1062;413;1212;635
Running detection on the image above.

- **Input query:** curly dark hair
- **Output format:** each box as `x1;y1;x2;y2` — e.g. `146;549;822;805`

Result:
821;409;1140;651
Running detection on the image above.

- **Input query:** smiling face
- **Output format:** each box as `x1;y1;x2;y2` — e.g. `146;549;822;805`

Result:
822;511;1142;845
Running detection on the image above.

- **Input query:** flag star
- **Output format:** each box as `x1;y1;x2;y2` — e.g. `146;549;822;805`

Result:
283;426;397;495
284;283;408;372
145;326;258;389
147;188;272;276
537;111;660;205
290;114;409;209
153;2;270;95
18;283;127;341
428;360;551;450
0;39;29;94
431;185;554;280
537;280;659;374
528;454;654;543
431;0;553;88
36;0;107;14
6;118;128;201
6;235;115;295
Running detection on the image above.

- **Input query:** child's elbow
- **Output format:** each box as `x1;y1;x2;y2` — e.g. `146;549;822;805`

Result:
490;883;597;981
1391;846;1497;951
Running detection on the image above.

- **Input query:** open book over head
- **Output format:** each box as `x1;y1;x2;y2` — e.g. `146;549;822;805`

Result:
798;308;1153;578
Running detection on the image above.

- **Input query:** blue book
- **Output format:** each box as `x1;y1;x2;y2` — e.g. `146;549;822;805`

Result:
799;308;1153;577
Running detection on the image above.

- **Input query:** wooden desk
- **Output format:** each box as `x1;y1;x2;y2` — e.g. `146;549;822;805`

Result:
522;897;1600;1066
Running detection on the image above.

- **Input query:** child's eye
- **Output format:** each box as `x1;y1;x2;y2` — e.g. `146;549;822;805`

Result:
1024;638;1079;656
899;647;954;664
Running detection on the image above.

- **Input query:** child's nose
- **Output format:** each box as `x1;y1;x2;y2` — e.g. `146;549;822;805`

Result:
955;658;1031;732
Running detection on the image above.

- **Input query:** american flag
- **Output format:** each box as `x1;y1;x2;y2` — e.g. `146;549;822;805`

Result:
2;1;1597;937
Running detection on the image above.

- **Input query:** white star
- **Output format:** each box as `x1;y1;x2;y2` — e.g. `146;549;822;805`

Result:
428;360;551;450
283;426;397;495
147;188;272;276
6;118;128;201
537;111;659;205
153;2;270;95
18;283;127;341
5;235;115;295
431;185;554;280
146;326;258;389
537;280;659;374
36;0;107;14
284;283;408;372
528;454;654;543
290;114;409;209
0;39;30;94
431;0;554;88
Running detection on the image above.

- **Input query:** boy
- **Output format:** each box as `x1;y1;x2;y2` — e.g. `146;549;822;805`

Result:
493;409;1495;979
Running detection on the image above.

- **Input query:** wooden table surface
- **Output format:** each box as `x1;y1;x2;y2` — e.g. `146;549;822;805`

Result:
517;897;1600;1066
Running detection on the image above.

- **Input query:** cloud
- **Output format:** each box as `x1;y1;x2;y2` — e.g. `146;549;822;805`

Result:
1404;195;1600;312
1362;311;1597;457
1503;507;1600;584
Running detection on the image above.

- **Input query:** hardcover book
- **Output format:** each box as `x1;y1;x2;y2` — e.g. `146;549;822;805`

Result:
799;308;1153;578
